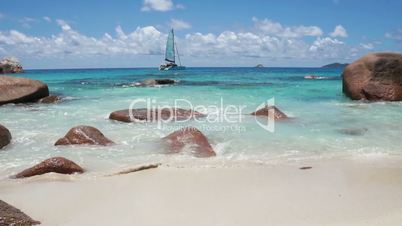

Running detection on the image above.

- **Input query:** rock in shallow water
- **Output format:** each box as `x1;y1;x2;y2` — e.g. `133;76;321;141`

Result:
37;95;61;104
0;75;49;105
14;157;84;178
0;200;40;225
162;127;216;158
109;108;205;123
342;52;402;101
139;78;176;86
0;124;11;149
250;105;288;120
337;128;368;136
55;125;114;146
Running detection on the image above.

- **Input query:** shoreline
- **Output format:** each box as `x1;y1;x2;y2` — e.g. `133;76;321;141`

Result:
1;156;402;226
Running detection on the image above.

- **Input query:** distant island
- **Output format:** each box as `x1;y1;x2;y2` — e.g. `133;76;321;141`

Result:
255;64;264;68
321;63;349;69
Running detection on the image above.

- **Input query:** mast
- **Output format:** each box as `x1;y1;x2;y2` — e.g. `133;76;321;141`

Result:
175;40;182;66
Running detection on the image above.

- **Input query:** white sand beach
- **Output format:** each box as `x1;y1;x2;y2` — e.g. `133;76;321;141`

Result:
1;157;402;226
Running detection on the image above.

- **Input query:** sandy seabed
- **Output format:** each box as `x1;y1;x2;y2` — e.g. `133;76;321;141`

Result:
1;157;402;226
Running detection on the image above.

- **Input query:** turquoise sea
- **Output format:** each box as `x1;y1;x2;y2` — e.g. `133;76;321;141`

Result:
1;67;402;178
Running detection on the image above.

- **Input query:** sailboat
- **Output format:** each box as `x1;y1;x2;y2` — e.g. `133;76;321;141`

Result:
159;29;186;71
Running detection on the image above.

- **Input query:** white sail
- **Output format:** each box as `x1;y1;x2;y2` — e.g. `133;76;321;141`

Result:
165;29;175;63
160;28;185;70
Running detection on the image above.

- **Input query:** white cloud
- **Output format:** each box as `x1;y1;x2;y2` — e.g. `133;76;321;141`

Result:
360;43;374;50
141;0;179;12
308;37;347;59
0;18;375;67
19;17;37;28
183;30;351;61
252;17;323;38
0;21;165;58
176;4;185;9
0;30;40;45
330;25;348;38
56;19;72;31
43;16;52;22
385;28;402;41
184;31;302;58
169;19;191;30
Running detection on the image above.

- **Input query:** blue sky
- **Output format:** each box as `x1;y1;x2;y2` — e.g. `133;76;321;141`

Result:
0;0;401;69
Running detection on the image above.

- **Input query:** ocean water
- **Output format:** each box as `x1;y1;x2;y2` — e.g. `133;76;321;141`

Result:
1;67;402;178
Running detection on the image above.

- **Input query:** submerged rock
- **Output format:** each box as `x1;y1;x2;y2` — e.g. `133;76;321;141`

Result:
0;124;11;149
0;200;40;225
139;79;176;86
0;75;49;105
250;105;288;120
342;52;402;101
0;57;24;74
55;125;114;146
37;95;61;104
162;127;216;158
109;108;205;123
337;128;368;136
14;157;84;178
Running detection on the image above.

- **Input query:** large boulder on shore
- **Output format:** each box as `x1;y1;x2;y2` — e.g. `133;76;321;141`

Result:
342;52;402;101
109;108;205;123
0;124;11;149
0;57;24;74
14;157;84;178
250;105;288;120
55;125;114;146
162;127;216;158
0;200;40;225
0;75;49;105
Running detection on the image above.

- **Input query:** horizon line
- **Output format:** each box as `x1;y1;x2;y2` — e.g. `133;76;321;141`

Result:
24;65;347;71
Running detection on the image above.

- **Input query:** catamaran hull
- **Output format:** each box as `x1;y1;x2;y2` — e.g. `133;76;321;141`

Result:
159;65;186;71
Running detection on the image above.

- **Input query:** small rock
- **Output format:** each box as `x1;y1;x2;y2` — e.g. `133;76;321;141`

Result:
250;105;288;120
109;108;205;123
139;79;176;86
0;200;40;225
162;127;216;158
14;157;84;178
37;95;61;104
0;124;11;149
337;128;368;136
55;125;114;146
